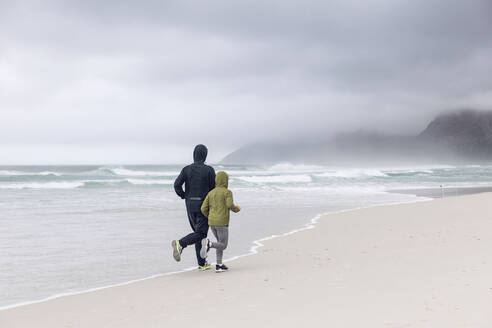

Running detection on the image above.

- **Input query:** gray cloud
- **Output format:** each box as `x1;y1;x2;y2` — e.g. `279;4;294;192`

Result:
1;0;491;163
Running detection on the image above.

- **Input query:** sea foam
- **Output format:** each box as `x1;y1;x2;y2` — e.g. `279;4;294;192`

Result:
109;168;179;177
0;170;62;176
0;181;84;189
315;169;388;178
237;174;313;183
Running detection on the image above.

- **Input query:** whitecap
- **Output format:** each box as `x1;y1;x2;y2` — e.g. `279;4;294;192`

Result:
237;174;312;183
110;168;179;177
0;170;61;176
0;181;84;189
126;179;174;185
315;169;387;178
267;163;325;173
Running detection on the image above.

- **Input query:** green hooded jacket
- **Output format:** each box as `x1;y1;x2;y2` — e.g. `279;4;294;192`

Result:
201;171;240;226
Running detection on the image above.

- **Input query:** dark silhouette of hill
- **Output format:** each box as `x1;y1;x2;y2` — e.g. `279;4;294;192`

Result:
222;109;492;165
419;110;492;160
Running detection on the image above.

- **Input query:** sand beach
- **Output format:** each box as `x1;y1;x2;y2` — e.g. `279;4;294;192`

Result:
1;192;492;327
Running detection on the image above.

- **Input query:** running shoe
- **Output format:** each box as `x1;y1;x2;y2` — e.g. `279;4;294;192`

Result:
198;262;212;271
171;240;182;262
215;264;229;272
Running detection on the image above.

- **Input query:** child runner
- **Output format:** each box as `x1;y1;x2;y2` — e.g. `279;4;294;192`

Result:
200;171;240;272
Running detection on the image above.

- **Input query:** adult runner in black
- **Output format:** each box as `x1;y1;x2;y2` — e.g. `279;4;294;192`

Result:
172;144;216;270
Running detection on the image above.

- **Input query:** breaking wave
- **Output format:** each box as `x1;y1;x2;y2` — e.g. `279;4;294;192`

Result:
108;168;179;177
267;163;324;173
0;182;85;189
0;179;175;190
0;170;62;177
237;174;313;183
125;179;174;185
315;169;388;178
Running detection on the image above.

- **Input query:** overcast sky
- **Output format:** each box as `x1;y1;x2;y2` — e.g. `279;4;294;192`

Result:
1;0;491;164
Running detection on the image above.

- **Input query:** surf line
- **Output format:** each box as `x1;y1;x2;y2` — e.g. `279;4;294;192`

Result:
0;195;429;312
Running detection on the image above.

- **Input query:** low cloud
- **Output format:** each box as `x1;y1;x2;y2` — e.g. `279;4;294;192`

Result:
1;0;491;163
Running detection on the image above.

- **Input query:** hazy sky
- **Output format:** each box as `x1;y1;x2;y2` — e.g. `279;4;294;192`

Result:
1;0;491;164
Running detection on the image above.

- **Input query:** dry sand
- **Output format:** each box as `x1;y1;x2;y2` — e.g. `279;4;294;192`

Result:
1;193;492;327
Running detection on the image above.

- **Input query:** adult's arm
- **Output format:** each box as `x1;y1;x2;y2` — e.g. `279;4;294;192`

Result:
208;167;216;191
201;194;210;217
174;168;186;199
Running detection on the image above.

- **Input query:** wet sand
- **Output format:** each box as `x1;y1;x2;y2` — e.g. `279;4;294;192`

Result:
390;185;492;199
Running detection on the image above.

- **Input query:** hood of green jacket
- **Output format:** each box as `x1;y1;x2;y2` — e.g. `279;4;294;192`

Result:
215;171;228;188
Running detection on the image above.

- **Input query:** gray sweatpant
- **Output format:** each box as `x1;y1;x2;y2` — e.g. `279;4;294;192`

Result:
210;226;229;264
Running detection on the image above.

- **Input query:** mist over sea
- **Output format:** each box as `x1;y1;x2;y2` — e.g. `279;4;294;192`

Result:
2;163;492;308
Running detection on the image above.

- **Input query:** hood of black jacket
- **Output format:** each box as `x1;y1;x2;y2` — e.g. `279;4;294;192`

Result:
193;144;208;163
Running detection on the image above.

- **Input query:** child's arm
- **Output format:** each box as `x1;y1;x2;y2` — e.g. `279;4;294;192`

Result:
201;194;210;217
226;190;240;213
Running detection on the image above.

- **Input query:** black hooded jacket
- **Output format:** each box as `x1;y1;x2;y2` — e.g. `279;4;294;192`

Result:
174;145;216;208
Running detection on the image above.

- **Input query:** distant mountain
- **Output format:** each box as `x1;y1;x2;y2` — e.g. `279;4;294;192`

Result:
419;110;492;160
222;109;492;165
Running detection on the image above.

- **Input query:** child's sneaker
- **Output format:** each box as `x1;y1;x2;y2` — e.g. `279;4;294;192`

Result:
199;238;212;259
215;264;228;272
171;240;182;262
198;262;211;271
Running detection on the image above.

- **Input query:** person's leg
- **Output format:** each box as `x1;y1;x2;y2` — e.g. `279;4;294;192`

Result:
179;210;199;249
193;212;209;267
172;209;197;262
212;227;223;265
179;211;208;266
210;226;229;264
175;200;209;266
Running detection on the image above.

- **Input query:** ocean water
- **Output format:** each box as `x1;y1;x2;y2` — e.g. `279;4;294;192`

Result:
1;163;492;309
